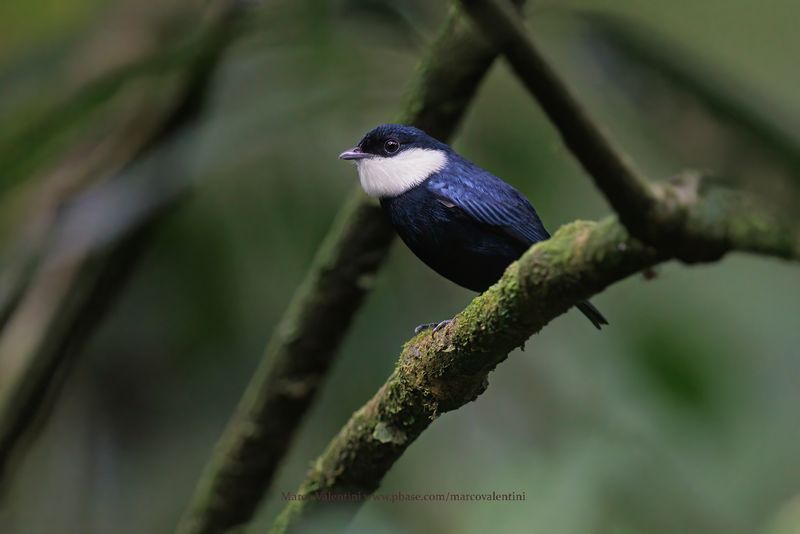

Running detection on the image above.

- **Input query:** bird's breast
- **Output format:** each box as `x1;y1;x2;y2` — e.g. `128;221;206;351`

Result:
381;184;526;292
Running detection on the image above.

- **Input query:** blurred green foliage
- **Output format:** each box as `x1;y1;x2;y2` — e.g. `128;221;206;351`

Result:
1;1;799;533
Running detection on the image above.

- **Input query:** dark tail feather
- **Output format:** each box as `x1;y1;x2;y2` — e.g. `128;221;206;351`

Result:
576;300;608;330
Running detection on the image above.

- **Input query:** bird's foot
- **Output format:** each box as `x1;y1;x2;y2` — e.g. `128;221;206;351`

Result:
433;319;452;333
414;322;437;334
414;319;452;335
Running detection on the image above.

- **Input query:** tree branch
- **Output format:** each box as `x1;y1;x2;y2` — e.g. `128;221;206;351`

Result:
269;194;796;533
176;4;526;533
268;217;662;533
458;0;658;236
580;14;800;176
0;0;248;482
457;0;800;262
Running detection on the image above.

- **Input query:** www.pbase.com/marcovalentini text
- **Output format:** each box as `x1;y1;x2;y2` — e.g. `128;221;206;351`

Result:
281;491;527;503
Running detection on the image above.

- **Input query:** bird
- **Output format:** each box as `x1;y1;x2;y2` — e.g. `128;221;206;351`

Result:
339;124;607;333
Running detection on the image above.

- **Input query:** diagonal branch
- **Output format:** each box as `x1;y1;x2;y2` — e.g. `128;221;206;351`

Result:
269;197;796;533
580;14;800;176
176;4;527;533
0;0;248;483
458;0;800;262
268;217;662;533
458;0;659;236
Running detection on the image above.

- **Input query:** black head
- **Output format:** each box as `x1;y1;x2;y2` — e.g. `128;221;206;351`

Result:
339;124;448;160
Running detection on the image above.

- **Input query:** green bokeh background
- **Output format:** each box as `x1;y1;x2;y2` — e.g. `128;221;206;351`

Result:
1;1;799;533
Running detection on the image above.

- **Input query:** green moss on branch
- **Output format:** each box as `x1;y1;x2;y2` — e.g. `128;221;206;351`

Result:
458;0;800;263
269;217;663;533
268;207;796;534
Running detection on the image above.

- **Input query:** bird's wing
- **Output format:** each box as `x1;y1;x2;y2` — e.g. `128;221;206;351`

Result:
427;161;550;245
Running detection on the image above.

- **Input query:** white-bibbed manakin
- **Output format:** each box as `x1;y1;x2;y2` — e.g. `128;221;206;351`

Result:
339;124;607;333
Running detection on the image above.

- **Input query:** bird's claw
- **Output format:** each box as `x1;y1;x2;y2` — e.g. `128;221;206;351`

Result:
433;319;452;332
414;322;437;334
414;319;452;335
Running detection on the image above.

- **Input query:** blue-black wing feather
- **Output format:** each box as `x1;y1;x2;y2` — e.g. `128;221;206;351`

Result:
423;155;608;329
426;156;550;245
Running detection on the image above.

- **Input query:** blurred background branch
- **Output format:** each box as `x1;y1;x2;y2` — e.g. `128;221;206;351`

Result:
0;0;249;483
575;13;800;178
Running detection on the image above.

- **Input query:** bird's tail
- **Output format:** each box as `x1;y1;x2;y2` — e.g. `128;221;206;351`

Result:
576;300;608;330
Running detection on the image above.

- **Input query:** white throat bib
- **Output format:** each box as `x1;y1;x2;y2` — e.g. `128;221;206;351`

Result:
356;148;447;198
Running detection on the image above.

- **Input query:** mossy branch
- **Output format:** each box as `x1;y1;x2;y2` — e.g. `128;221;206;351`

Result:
268;217;662;533
175;4;527;533
267;176;797;534
457;0;800;262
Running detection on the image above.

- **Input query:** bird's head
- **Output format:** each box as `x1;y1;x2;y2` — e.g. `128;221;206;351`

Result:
339;124;449;198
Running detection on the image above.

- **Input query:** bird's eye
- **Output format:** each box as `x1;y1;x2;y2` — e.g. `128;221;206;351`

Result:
384;139;400;154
